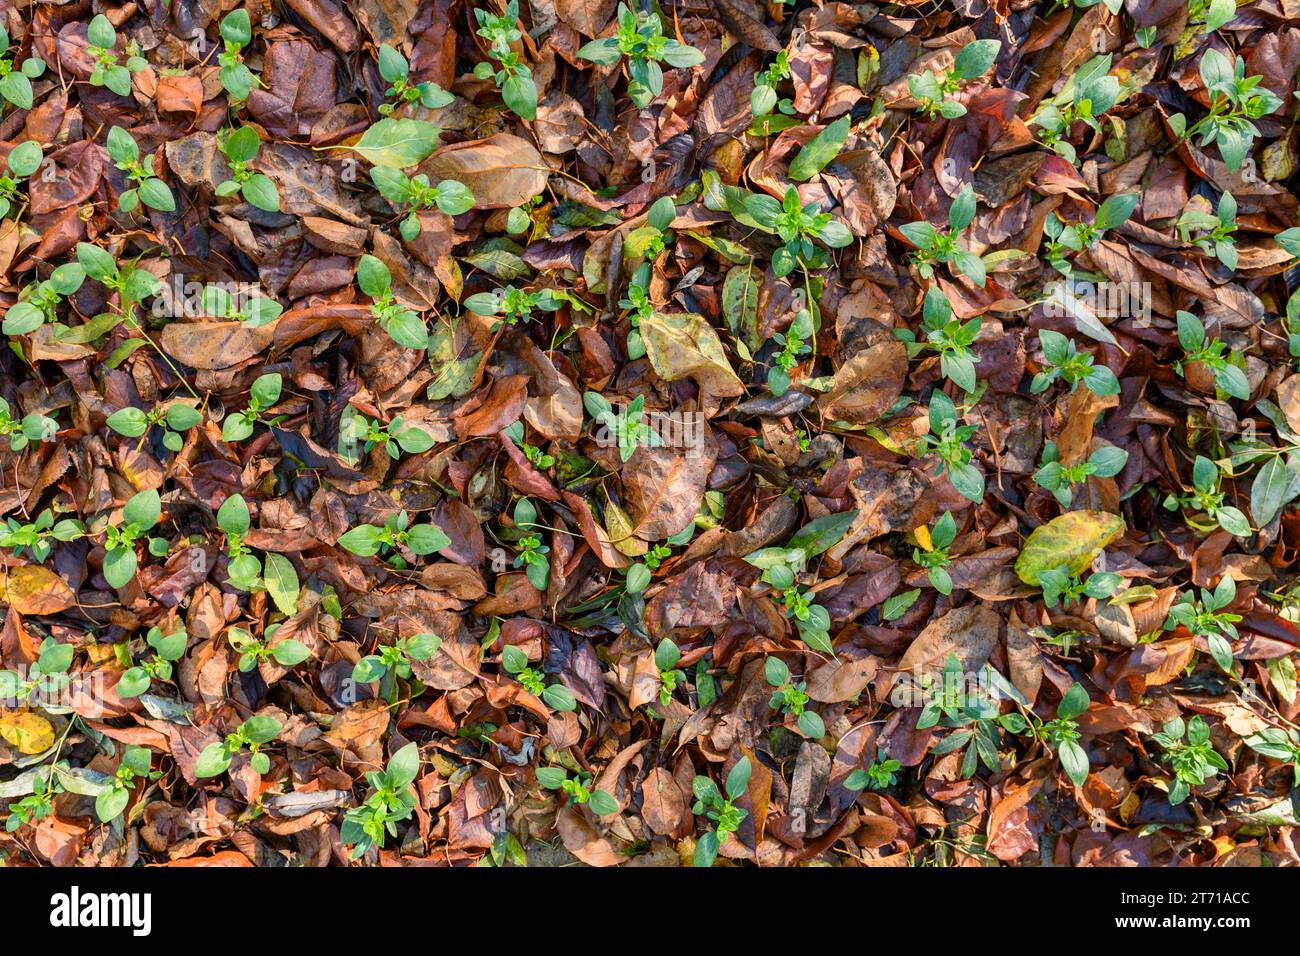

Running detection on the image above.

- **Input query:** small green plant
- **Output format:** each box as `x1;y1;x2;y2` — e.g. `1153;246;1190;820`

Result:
899;183;986;286
912;512;957;594
337;511;451;563
376;43;453;116
1177;190;1238;271
195;715;283;778
1173;311;1249;401
215;494;300;609
907;39;1000;119
1162;455;1251;538
338;407;433;464
0;508;84;562
692;757;751;867
341;742;419;857
918;391;983;504
0;26;45;110
107;401;201;453
217;9;259;101
116;625;187;697
768;304;815;397
0;140;41;217
200;282;283;328
227;625;311;673
503;421;553;469
1031;329;1120;396
577;3;705;109
1036;566;1122;609
76;242;161;323
501;644;577;711
358;255;428;350
354;632;441;685
221;372;282;442
622;196;676;261
0;636;72;704
1164;575;1241;672
1151;715;1228;804
750;50;792;118
744;185;853;278
1;262;86;335
371;168;474;241
653;639;686;707
917;655;1028;778
103;489;161;589
1033;441;1128;507
536;766;620;814
5;773;61;831
473;0;538;120
85;14;147;97
845;750;902;791
463;284;563;330
764;656;824;738
584;391;661;463
896;286;981;392
1037;682;1092;787
215;126;280;212
0;396;57;450
1243;726;1300;786
1169;49;1282;171
509;498;551;590
1042;192;1139;274
106;126;175;212
95;746;160;822
1029;54;1118;163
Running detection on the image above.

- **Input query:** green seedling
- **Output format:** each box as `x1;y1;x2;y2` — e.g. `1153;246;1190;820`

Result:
463;284;563;330
536;766;620;814
201;281;283;328
899;183;986;286
221;372;282;442
577;3;705;109
116;625;187;697
1175;311;1249;400
503;421;554;469
1031;329;1120;396
1177;190;1238;271
217;10;259;101
376;43;453;115
918;391;983;504
473;0;538;120
95;746;160;822
653;639;685;707
0;140;41;217
106;126;175;212
764;656;824;738
338;511;451;563
1169;49;1282;171
501;644;576;711
750;50;792;118
358;255;428;351
227;625;311;672
107;401;201;453
1;262;86;335
215;126;280;212
913;512;957;595
86;14;146;97
371;167;474;240
1042;192;1139;274
1037;565;1122;609
338;408;433;465
1033;441;1128;507
1151;715;1228;804
103;489;161;589
0;508;84;562
195;715;283;778
0;396;57;450
907;39;1000;119
1162;455;1251;538
341;742;420;857
1164;575;1241;672
584;391;661;463
845;750;902;792
896;286;981;392
0;26;46;110
744;185;853;278
692;757;750;867
1030;54;1118;163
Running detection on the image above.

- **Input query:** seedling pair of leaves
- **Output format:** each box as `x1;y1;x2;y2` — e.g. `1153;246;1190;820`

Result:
195;715;283;778
85;14;147;97
1169;49;1283;172
918;391;984;504
1152;715;1229;804
750;50;792;118
0;508;84;563
899;183;986;286
463;284;564;330
743;185;853;278
215;126;280;212
473;0;538;120
536;766;619;814
217;10;260;101
509;498;551;591
1164;575;1242;673
0;396;57;451
1041;191;1139;274
0;636;73;704
337;510;451;564
0;140;42;218
845;750;902;792
116;625;187;698
692;757;751;867
227;625;311;673
1037;565;1122;609
341;742;420;857
896;286;981;392
107;401;202;453
907;39;1000;119
216;494;300;613
584;391;661;463
919;655;1026;778
354;633;441;703
221;372;283;442
201;281;283;328
1035;683;1092;786
376;43;454;115
371;167;474;241
76;242;162;325
1031;329;1120;396
1030;54;1119;163
912;512;958;594
95;746;159;823
653;639;686;707
577;3;706;109
103;489;161;588
1034;440;1128;508
338;406;434;464
358;255;428;350
0;27;45;109
106;126;175;212
0;260;86;336
764;657;824;738
1162;455;1251;538
1177;190;1239;271
501;644;577;711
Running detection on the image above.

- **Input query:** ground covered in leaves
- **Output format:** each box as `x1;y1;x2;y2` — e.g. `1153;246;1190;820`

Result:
4;0;1300;868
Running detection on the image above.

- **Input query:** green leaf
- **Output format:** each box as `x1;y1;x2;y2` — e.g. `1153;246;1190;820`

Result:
724;756;751;799
263;552;299;615
194;743;232;778
241;175;280;212
106;406;149;437
123;489;161;530
787;511;858;557
217;493;250;535
788;116;850;181
952;39;1000;80
588;789;620;816
1058;739;1089;786
345;118;443;169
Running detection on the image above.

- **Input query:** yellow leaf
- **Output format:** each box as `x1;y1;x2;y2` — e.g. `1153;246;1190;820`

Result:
0;565;76;615
1014;511;1126;585
0;710;55;754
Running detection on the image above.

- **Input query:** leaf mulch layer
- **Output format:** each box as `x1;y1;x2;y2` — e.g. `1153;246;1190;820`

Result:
2;0;1300;868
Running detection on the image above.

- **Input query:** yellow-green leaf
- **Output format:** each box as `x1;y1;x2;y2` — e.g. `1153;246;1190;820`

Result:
0;710;55;754
640;312;745;398
1014;511;1126;585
